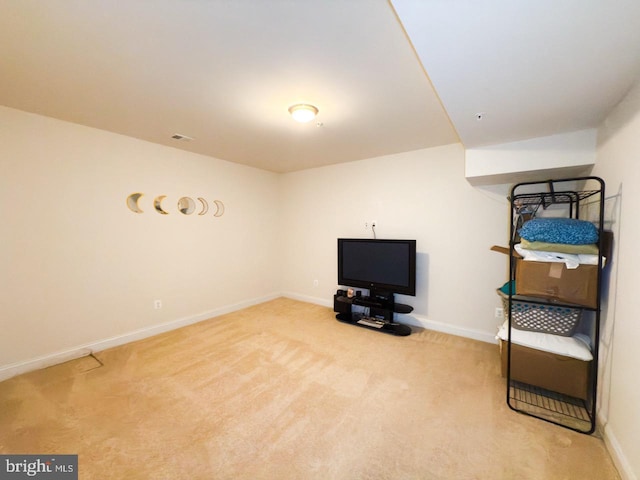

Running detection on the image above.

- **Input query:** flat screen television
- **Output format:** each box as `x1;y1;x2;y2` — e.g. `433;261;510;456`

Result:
337;238;416;299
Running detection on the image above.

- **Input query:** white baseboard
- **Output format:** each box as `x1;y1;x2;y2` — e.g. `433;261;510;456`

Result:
0;293;280;382
407;314;498;344
0;348;94;383
282;291;333;308
282;292;497;344
603;423;637;480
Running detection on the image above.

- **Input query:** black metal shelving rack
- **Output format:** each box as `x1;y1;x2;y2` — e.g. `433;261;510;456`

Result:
506;177;606;434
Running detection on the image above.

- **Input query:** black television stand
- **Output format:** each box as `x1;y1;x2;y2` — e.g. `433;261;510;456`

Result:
333;294;413;336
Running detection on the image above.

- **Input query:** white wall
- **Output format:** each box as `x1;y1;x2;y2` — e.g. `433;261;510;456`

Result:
280;144;508;341
465;129;597;185
592;79;640;480
0;106;281;377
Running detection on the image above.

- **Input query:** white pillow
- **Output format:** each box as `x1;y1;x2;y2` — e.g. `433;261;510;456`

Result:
496;321;592;361
514;243;601;269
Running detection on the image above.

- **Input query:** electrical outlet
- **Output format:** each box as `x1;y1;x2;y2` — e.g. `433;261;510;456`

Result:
154;300;162;310
495;307;503;319
313;279;319;287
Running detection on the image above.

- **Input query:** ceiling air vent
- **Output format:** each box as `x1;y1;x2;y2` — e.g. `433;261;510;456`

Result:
171;133;194;141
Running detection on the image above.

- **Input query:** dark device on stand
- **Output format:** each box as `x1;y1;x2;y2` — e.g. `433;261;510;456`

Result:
334;238;416;336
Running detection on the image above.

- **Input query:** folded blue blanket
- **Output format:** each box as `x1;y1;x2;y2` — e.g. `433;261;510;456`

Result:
519;218;599;245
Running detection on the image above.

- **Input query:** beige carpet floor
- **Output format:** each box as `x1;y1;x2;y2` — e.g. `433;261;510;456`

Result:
0;298;620;479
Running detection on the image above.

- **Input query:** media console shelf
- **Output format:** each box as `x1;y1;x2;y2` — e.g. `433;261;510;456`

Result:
333;294;413;336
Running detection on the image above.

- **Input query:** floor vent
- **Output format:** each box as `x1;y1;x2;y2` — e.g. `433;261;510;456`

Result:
171;133;194;141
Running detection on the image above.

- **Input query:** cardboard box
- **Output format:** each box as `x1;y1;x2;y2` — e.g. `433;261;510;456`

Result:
499;340;590;400
491;230;612;309
515;259;597;308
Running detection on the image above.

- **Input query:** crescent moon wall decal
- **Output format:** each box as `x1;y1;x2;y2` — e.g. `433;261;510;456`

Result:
213;200;225;217
154;195;170;215
197;197;209;215
126;192;144;213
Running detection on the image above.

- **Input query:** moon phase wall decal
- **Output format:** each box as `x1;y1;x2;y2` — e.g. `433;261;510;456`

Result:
126;193;144;213
154;195;170;215
178;197;196;215
128;194;224;217
197;197;208;215
213;200;225;217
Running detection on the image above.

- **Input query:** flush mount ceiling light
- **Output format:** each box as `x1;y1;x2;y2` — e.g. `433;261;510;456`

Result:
288;104;319;123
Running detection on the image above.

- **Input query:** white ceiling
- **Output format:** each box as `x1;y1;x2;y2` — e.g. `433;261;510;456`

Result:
1;1;639;173
392;0;640;148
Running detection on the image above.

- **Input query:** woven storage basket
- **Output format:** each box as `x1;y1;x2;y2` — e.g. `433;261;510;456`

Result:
496;290;581;336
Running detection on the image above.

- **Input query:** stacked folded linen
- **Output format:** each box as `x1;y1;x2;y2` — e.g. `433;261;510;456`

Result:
513;244;602;269
517;218;602;268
